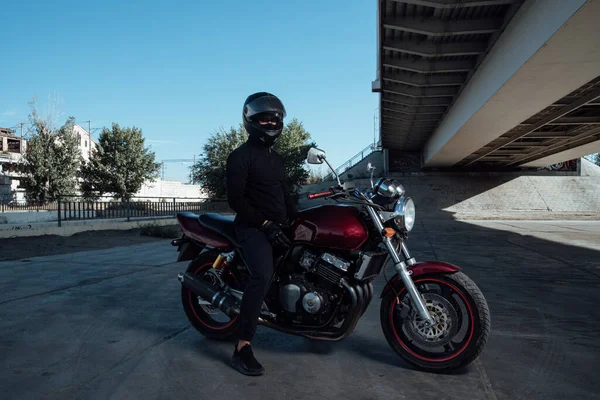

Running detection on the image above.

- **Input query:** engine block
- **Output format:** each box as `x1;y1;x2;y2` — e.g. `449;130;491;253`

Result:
299;249;349;285
278;275;330;318
316;262;342;284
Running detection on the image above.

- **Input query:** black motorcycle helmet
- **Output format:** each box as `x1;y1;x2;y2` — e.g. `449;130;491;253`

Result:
243;92;286;146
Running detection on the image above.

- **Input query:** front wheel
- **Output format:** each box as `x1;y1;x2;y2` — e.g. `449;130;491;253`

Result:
380;272;490;372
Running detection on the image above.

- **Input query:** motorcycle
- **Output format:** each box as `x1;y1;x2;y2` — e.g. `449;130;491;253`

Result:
173;147;490;372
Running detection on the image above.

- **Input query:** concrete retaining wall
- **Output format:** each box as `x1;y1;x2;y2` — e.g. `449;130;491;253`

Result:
0;211;59;224
3;171;600;238
581;158;600;177
299;174;600;220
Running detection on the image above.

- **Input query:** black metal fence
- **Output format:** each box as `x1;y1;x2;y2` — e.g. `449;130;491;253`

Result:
1;196;232;226
0;201;59;213
57;196;232;226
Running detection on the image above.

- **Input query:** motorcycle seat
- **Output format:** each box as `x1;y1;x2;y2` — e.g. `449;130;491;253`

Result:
198;213;240;248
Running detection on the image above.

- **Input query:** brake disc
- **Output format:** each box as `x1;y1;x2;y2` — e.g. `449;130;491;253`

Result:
405;292;459;349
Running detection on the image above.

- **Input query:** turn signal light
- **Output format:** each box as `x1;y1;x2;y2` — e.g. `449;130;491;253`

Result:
383;228;396;238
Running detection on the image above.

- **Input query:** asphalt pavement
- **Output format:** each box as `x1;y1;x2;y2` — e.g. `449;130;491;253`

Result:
1;219;599;400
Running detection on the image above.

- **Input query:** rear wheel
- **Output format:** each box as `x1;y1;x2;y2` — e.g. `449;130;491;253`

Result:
181;252;241;340
380;272;490;372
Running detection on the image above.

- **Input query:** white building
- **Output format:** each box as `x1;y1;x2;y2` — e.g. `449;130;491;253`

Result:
1;125;97;202
73;124;98;163
0;127;27;166
0;128;28;201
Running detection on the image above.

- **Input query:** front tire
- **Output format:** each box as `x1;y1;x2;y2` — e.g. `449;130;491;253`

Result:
181;252;241;340
380;271;490;372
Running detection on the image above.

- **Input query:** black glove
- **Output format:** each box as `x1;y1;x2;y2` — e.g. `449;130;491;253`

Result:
281;216;296;229
260;221;292;248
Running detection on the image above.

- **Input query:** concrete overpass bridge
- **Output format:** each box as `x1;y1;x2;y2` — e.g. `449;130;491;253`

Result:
372;0;600;171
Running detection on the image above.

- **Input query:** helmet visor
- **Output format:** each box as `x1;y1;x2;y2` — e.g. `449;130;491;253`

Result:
244;95;287;120
254;113;283;136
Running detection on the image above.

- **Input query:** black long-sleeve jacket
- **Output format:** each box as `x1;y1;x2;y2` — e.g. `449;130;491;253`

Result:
225;138;297;228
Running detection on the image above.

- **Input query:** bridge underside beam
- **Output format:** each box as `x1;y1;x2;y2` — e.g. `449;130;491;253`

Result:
393;0;522;8
375;0;524;154
423;0;600;168
459;85;600;167
520;140;600;168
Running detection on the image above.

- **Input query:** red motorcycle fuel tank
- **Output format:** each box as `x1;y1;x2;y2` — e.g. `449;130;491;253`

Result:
289;205;369;251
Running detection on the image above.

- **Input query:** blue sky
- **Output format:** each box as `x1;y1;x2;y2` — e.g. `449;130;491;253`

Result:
1;0;379;182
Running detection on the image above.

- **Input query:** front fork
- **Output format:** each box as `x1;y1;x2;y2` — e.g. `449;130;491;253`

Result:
367;207;435;327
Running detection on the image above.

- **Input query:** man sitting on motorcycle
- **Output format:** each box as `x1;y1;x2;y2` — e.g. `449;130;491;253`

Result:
225;92;297;376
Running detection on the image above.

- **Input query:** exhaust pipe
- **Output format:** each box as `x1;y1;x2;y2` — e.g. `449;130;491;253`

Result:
178;272;240;316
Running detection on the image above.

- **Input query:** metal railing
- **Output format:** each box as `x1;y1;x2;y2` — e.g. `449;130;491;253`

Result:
324;143;381;181
1;196;232;226
56;196;232;226
1;201;59;213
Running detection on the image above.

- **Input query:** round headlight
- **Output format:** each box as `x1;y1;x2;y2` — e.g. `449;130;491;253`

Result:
394;197;416;232
404;198;415;231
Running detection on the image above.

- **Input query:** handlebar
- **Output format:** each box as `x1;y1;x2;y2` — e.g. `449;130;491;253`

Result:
307;189;334;200
305;180;392;212
307;184;349;200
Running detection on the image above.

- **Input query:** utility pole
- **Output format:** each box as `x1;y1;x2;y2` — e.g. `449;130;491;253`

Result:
192;154;196;184
87;121;91;157
19;122;24;153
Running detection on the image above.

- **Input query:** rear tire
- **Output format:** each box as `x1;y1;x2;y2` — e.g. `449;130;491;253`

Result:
181;252;240;341
380;272;490;373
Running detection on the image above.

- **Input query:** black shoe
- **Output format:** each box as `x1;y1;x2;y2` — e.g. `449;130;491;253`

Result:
231;344;265;376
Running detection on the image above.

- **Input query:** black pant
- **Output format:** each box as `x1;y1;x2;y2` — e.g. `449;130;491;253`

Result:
235;225;274;342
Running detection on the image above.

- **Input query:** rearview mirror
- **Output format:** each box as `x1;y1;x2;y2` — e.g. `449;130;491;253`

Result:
367;162;376;188
307;147;342;186
307;148;326;165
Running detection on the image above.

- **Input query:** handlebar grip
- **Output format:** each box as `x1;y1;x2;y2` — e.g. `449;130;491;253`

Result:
307;190;333;200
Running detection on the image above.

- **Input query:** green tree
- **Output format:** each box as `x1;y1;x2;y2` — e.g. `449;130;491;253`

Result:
79;123;161;201
191;118;316;198
190;124;248;198
306;166;327;185
274;118;316;195
18;103;81;203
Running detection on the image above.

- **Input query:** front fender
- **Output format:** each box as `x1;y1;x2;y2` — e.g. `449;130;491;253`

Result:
380;260;461;298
